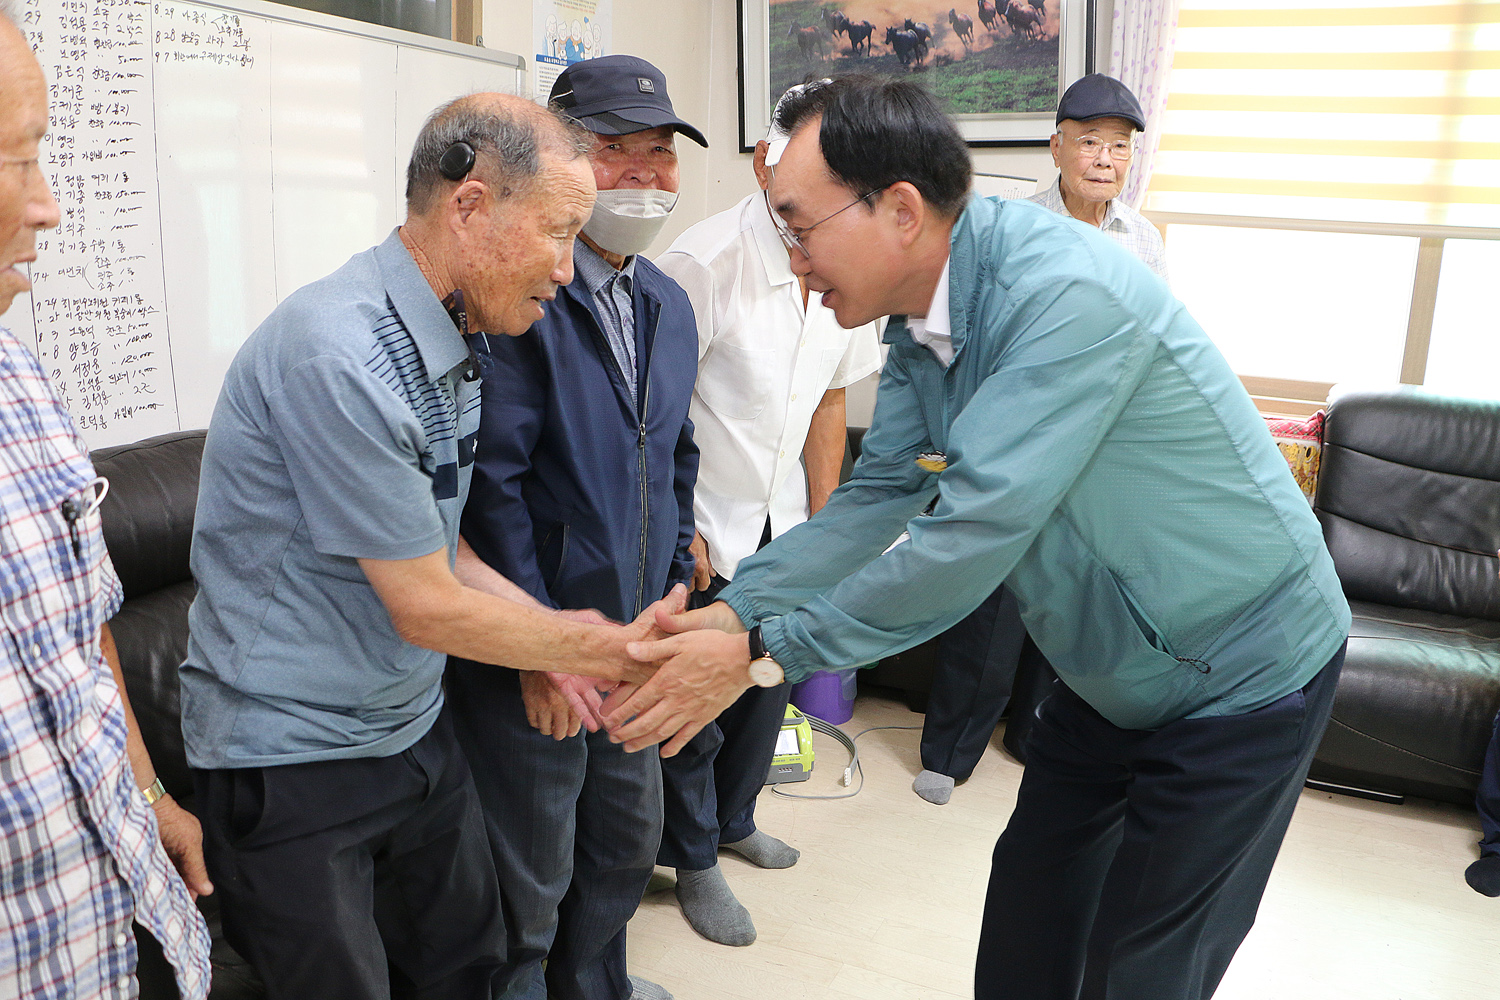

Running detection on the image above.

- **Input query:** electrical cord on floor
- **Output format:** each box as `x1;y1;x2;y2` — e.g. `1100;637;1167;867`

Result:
771;717;922;800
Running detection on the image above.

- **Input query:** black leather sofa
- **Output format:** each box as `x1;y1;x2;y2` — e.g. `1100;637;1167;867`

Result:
92;429;264;1000
1306;390;1500;805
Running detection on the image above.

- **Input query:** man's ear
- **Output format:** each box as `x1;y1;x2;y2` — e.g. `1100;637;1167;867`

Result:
752;141;771;190
886;181;927;247
1049;131;1062;169
451;179;488;229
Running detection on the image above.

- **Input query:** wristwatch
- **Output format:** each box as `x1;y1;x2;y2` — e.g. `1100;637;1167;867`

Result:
141;777;167;805
746;625;785;688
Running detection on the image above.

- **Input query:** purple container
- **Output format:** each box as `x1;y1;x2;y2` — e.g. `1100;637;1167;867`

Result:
790;669;856;724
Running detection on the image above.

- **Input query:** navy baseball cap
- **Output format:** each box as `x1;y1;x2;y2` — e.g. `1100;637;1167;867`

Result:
1055;74;1146;132
549;55;708;148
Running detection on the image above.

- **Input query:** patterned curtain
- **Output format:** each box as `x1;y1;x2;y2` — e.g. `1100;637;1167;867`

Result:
1110;0;1182;209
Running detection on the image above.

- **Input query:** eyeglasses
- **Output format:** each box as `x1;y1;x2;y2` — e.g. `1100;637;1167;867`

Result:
1061;135;1137;161
764;167;880;259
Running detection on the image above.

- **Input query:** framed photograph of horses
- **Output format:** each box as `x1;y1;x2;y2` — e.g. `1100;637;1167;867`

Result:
738;0;1090;149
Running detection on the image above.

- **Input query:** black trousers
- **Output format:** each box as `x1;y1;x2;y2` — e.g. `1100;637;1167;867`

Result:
132;922;180;1000
977;645;1345;1000
657;569;790;870
919;584;1028;781
193;708;506;1000
1479;710;1500;857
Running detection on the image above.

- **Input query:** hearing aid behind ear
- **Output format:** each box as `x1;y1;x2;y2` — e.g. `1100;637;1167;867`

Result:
439;141;476;181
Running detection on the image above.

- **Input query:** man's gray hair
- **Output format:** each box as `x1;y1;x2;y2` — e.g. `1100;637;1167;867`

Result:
0;0;17;25
405;96;590;215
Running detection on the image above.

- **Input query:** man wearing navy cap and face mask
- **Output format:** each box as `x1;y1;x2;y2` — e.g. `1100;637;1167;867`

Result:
650;81;882;948
446;54;705;1000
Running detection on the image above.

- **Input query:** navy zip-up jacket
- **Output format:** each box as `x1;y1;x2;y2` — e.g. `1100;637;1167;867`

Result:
460;255;699;623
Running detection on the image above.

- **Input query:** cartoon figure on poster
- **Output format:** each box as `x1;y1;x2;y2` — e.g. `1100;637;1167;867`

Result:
544;13;563;58
582;18;602;58
565;19;584;61
767;0;1060;116
562;17;603;63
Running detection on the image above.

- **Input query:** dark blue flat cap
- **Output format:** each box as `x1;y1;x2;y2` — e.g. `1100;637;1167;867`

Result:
1055;74;1146;132
549;54;708;147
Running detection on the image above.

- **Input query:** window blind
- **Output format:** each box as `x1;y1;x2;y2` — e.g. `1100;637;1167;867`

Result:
1145;1;1500;229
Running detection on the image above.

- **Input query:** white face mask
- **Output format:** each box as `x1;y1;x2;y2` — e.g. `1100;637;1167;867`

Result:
582;188;679;257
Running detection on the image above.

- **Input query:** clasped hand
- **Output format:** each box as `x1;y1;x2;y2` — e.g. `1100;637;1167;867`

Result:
599;598;757;757
521;590;763;756
520;590;683;738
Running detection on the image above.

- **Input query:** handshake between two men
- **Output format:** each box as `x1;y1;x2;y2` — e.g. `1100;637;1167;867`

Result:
524;585;765;758
360;539;763;758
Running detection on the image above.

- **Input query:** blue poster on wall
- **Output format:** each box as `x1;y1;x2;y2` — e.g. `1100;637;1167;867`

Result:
533;0;612;100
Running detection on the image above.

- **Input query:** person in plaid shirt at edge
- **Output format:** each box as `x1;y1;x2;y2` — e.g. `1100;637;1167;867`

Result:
0;6;213;997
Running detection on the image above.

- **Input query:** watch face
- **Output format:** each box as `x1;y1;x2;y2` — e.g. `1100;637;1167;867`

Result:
748;657;784;688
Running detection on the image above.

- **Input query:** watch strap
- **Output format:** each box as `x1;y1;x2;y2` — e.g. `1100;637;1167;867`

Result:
141;777;167;805
748;624;767;662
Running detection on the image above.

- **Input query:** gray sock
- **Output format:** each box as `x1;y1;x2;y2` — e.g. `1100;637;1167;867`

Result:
721;829;800;869
675;865;756;946
628;975;673;1000
913;769;956;805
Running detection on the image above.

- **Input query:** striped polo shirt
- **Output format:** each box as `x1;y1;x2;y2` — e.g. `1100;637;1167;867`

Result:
181;229;482;769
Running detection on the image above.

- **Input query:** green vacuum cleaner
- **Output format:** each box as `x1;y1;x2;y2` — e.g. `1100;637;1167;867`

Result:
766;704;815;783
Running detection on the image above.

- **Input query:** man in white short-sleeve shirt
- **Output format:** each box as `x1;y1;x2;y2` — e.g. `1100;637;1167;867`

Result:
651;89;880;947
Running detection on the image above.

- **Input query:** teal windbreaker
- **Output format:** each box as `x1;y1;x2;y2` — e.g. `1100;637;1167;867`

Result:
720;196;1350;730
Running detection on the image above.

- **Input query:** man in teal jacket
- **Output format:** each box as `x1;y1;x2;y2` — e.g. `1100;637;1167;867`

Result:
606;77;1351;1000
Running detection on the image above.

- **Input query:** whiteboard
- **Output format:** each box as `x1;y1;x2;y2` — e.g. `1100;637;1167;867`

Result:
5;0;524;447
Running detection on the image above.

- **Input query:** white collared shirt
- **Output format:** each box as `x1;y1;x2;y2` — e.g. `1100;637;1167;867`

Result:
907;258;954;367
657;192;883;578
1029;178;1170;280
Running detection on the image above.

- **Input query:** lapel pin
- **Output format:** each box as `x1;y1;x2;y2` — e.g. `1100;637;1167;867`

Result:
916;451;947;473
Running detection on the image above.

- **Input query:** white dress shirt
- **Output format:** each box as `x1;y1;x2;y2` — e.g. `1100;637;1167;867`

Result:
906;259;953;367
657;192;882;579
1029;178;1170;280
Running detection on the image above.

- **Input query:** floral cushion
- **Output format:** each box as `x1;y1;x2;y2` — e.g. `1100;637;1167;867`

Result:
1264;411;1325;504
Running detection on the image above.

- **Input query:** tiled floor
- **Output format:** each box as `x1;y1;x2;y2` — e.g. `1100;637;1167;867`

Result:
627;691;1500;1000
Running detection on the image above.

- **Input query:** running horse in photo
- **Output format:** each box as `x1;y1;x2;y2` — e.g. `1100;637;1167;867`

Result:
949;8;975;48
789;23;829;60
846;19;876;57
885;24;925;68
1002;0;1043;40
977;0;999;33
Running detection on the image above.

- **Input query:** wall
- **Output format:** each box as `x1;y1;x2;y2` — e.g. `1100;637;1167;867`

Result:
476;0;1063;241
475;0;1105;421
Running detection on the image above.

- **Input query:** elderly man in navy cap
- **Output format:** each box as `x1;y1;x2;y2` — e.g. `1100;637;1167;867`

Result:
1033;73;1168;277
446;54;706;1000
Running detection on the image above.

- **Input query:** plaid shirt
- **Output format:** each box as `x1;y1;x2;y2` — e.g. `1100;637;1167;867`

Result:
0;327;211;999
1029;178;1171;282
